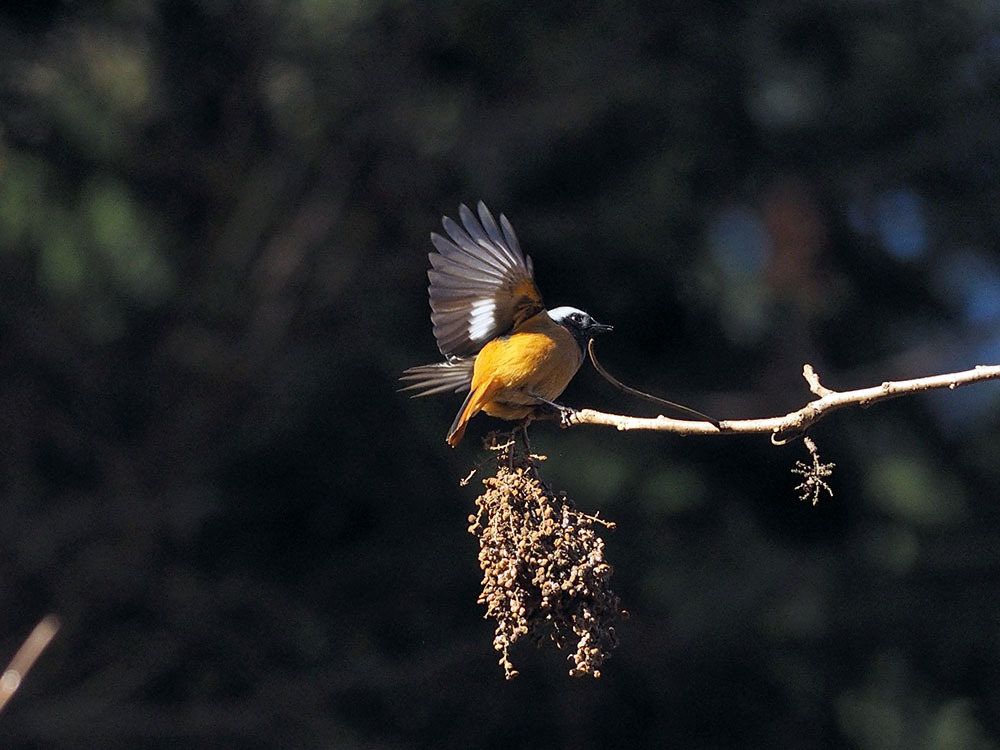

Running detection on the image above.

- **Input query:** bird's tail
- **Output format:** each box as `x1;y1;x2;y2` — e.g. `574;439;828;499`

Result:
446;380;500;447
446;389;477;447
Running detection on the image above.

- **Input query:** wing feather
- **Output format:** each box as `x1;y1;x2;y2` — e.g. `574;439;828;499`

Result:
427;202;544;358
439;218;512;277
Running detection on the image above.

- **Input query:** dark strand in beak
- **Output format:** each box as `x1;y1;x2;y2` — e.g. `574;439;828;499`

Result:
586;339;720;428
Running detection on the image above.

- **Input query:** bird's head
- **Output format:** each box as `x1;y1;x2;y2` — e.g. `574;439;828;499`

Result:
548;306;613;350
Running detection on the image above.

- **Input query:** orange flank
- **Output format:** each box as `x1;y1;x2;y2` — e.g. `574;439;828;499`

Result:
446;312;583;446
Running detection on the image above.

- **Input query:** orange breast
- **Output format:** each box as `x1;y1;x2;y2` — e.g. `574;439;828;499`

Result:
470;312;583;420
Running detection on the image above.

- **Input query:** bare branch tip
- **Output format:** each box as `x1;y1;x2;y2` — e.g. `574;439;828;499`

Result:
0;614;60;714
802;364;834;397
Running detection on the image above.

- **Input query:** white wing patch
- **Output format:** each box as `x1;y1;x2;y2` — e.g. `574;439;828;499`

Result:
468;299;496;340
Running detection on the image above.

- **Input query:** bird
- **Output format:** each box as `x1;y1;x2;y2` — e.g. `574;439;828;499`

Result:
401;201;612;447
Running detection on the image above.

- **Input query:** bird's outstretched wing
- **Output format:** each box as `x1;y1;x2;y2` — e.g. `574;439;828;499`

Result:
427;201;544;358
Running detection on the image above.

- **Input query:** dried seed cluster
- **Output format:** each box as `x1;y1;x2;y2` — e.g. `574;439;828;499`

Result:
468;441;621;679
792;435;835;505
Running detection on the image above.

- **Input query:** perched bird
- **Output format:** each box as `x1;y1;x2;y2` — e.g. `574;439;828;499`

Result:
401;202;612;446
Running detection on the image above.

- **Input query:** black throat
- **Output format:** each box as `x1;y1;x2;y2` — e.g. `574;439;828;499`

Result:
556;319;592;353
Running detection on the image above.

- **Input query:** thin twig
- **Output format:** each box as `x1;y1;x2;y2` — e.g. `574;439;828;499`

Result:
0;614;60;714
566;364;1000;440
802;364;834;397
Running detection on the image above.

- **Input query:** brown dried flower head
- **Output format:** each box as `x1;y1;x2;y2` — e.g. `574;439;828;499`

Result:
468;437;622;679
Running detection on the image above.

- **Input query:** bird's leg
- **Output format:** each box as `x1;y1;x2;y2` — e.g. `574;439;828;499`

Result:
515;420;549;479
518;421;532;454
529;394;577;428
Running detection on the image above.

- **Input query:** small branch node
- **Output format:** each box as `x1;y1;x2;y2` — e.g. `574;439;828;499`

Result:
802;364;834;397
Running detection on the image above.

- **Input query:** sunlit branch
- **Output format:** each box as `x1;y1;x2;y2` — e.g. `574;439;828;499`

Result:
0;615;60;714
565;364;1000;443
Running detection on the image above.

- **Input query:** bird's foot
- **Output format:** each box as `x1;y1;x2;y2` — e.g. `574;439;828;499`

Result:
556;404;578;428
528;394;577;428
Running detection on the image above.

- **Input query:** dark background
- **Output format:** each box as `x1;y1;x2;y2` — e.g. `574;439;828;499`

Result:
2;1;1000;747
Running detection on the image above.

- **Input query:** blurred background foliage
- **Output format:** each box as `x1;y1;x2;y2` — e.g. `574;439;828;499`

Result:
1;0;999;746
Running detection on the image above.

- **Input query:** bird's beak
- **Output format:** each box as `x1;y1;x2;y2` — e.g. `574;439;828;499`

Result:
591;320;613;334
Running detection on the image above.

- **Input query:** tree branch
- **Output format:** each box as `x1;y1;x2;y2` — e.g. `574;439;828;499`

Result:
566;364;1000;443
0;614;60;714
